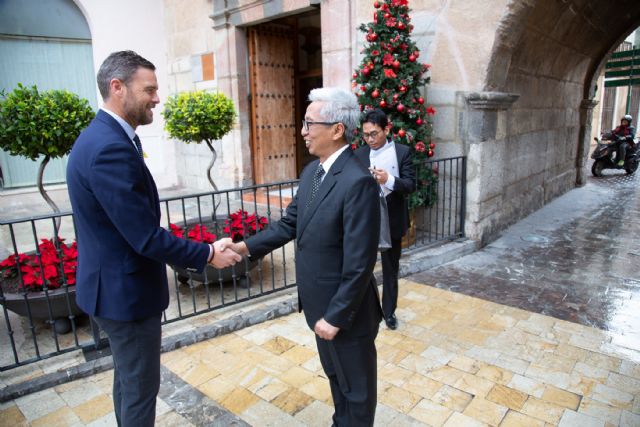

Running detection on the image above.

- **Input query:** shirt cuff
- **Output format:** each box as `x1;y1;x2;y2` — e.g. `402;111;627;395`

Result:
207;244;214;263
385;174;396;191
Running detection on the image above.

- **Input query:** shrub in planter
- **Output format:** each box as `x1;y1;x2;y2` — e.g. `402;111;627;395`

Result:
162;91;236;192
0;84;94;214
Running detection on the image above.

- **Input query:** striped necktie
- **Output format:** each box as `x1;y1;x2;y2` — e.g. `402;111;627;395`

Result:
133;135;144;161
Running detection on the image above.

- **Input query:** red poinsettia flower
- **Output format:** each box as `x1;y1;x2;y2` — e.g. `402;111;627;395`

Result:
169;223;184;238
426;106;437;115
382;53;394;66
187;224;217;243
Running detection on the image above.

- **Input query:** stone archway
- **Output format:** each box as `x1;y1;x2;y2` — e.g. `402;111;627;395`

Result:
465;0;640;245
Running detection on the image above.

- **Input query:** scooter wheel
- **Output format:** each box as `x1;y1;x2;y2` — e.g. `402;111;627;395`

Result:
591;160;605;177
625;160;638;175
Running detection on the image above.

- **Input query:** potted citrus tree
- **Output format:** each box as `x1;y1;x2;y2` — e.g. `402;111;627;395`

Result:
0;84;93;333
162;90;236;193
0;84;94;219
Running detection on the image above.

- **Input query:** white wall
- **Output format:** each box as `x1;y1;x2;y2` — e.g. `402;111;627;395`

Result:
73;0;178;189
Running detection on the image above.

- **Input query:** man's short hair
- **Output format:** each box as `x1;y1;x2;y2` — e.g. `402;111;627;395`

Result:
308;87;360;143
363;108;388;129
97;51;155;100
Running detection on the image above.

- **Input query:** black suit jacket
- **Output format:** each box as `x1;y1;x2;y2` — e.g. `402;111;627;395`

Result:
245;148;382;337
355;143;416;240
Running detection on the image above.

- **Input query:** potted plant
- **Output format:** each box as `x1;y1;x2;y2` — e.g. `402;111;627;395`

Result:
169;209;268;286
0;237;81;333
0;84;94;220
162;91;236;193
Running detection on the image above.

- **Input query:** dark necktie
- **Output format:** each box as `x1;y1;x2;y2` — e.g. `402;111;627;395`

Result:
133;135;144;161
306;164;325;209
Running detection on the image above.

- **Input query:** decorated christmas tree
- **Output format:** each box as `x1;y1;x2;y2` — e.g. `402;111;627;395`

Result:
352;0;437;208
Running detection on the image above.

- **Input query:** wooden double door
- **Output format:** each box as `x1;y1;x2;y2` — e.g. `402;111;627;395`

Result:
248;17;322;184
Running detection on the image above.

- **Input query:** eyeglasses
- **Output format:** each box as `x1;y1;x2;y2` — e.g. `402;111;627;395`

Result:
362;131;381;140
302;119;339;132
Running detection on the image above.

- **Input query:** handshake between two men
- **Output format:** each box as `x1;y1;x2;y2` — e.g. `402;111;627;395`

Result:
207;238;250;269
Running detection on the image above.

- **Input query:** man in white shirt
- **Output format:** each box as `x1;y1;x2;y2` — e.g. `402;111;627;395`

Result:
355;109;416;330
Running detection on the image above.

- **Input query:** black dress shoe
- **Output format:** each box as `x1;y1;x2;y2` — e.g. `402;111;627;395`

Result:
385;314;398;330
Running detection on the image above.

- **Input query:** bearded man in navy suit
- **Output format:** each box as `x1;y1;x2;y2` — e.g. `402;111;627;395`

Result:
66;51;241;427
355;109;415;330
228;88;382;426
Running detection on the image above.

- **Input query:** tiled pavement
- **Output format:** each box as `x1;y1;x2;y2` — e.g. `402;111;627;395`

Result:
1;279;639;426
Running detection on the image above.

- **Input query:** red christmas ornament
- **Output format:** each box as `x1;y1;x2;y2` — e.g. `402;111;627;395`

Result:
414;51;420;58
392;60;401;69
368;62;374;70
408;54;416;62
374;1;381;8
382;3;388;10
427;149;434;158
415;141;426;152
399;86;407;93
416;118;423;125
367;33;378;42
397;103;405;112
360;85;366;91
362;68;370;76
429;142;435;149
379;99;387;108
352;72;358;79
371;89;380;99
384;13;391;19
398;129;406;137
417;96;424;104
397;22;406;30
393;93;399;102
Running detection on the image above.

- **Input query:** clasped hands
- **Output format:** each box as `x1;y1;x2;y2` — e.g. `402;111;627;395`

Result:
208;238;250;269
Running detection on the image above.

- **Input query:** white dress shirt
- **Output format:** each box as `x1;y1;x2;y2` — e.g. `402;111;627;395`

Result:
369;140;398;196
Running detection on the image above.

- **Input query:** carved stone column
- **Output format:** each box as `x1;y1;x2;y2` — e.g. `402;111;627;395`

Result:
461;91;519;246
576;99;599;186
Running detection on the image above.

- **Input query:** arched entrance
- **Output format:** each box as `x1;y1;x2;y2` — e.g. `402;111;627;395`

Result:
464;0;640;244
0;0;96;189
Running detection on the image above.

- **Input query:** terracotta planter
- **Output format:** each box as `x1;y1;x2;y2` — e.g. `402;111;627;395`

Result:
0;286;83;333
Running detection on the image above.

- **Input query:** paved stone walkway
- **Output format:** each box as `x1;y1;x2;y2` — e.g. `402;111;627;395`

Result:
1;278;639;426
1;172;640;426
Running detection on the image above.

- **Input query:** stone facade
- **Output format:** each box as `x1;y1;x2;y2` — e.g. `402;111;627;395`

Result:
77;0;640;245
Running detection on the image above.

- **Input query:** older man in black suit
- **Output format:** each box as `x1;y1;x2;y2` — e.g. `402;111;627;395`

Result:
355;109;415;330
228;88;382;426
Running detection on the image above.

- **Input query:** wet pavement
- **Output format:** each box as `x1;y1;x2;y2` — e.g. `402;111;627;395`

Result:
411;169;640;361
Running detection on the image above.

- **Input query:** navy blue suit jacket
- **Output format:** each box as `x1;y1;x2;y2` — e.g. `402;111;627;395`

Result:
66;110;210;321
245;148;383;337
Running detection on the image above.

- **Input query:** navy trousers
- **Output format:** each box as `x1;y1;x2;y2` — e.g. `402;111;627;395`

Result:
94;314;162;427
316;331;378;427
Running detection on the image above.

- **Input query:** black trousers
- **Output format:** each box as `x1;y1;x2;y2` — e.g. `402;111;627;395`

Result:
381;237;402;318
316;330;378;427
94;314;162;427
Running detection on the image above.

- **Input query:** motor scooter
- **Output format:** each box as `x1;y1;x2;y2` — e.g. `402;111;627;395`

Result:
591;132;639;176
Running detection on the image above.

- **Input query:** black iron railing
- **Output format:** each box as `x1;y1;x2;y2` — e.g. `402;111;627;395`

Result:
0;156;465;371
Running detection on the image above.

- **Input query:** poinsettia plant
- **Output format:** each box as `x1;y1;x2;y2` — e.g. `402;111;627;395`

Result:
0;238;77;293
170;209;268;244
